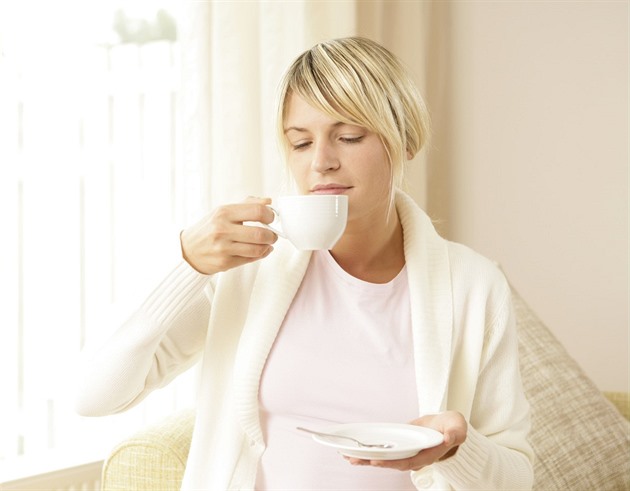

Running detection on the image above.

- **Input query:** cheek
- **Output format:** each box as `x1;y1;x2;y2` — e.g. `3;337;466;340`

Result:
288;161;309;191
365;154;393;192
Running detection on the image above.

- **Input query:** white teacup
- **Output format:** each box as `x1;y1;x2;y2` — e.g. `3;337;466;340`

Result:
266;195;348;250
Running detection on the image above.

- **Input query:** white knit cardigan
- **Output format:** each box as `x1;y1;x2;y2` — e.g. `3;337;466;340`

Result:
77;192;534;490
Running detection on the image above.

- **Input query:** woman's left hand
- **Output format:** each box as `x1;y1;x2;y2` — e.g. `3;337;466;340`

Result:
344;411;467;471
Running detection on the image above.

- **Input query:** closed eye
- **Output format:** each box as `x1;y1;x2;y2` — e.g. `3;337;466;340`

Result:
339;136;365;144
291;141;312;150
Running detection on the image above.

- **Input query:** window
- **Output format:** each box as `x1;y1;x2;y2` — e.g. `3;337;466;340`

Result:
0;1;198;476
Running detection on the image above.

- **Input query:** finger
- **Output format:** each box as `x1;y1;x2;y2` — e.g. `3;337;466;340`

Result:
229;223;278;246
241;196;275;223
244;195;272;204
218;202;275;225
345;454;419;471
204;225;275;258
363;444;448;472
367;457;417;471
229;241;275;259
344;456;370;466
198;243;274;273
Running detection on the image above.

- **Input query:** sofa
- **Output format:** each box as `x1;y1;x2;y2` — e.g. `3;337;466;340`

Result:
100;288;630;490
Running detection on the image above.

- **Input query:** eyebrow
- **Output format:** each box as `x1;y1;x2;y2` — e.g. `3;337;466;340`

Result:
283;121;346;134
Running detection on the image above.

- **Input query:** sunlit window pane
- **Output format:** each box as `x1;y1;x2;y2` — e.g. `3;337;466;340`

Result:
0;0;197;475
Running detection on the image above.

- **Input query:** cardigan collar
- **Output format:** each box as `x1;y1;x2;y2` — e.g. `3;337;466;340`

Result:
232;242;312;445
233;190;454;445
396;191;454;415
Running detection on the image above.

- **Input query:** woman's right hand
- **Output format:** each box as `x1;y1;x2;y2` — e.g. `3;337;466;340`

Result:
180;197;278;275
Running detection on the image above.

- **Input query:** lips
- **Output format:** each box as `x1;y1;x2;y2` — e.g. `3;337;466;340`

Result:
310;184;352;195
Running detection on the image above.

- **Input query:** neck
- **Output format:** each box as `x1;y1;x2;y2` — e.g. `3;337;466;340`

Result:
329;205;405;284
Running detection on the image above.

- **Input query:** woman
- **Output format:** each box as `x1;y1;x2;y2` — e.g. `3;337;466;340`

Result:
77;37;534;490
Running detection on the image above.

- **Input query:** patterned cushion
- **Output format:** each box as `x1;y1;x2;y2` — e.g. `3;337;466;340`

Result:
513;290;630;490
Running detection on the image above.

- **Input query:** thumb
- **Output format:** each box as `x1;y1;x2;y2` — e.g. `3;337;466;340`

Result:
442;425;466;448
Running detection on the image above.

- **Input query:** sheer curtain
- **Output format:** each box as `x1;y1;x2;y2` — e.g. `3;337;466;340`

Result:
0;1;198;477
0;1;450;480
180;1;446;218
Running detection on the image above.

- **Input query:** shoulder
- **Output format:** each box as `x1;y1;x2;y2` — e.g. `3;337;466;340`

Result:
447;240;511;302
445;241;514;339
447;240;505;284
396;189;511;305
397;191;508;288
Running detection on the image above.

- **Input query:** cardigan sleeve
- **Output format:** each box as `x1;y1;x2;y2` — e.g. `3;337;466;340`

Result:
422;272;534;490
75;256;213;417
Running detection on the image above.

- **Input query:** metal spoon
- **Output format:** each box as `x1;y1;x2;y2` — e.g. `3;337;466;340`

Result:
296;426;394;449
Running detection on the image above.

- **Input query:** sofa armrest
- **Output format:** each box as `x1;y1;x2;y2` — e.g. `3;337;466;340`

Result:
101;409;195;491
604;391;630;421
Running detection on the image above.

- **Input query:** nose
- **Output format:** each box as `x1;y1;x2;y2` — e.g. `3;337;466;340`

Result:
311;141;340;173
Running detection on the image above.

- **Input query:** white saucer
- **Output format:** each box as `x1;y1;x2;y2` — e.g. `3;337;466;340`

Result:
308;423;444;460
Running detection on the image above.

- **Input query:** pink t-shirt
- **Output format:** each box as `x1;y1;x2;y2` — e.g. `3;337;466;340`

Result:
256;250;418;490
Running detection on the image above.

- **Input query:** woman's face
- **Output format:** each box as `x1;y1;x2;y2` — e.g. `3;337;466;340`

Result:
283;92;393;227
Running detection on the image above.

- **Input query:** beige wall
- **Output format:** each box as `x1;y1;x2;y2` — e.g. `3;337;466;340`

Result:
191;1;627;391
424;2;628;391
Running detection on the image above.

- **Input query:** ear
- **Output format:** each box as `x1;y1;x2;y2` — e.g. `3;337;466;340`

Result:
406;150;414;160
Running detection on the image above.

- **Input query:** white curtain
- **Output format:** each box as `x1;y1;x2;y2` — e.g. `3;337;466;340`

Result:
180;1;447;218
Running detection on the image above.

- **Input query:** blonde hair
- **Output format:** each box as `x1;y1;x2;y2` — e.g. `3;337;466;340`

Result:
276;37;431;189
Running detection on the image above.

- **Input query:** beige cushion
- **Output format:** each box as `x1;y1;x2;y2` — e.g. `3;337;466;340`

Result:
513;290;630;490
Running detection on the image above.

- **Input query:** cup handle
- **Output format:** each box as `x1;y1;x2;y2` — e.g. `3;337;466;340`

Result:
261;206;285;239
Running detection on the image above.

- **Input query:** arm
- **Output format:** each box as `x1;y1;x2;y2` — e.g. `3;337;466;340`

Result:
75;260;212;416
76;197;278;416
347;278;533;490
430;286;533;489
